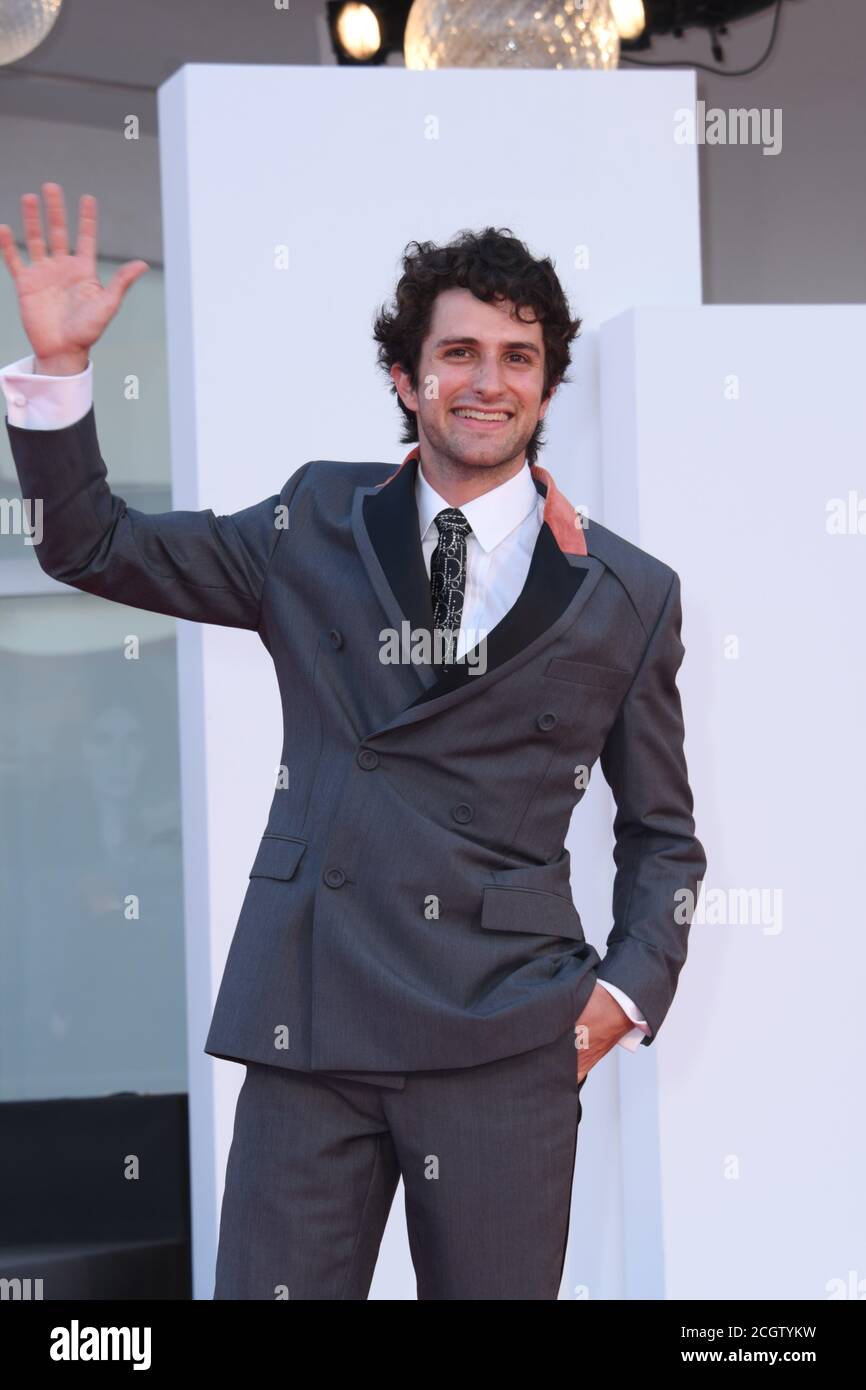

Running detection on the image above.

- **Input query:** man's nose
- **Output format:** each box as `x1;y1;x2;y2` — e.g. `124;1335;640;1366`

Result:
471;358;506;394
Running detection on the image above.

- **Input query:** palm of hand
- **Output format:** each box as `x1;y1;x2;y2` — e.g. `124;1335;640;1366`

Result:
18;256;111;362
0;182;148;364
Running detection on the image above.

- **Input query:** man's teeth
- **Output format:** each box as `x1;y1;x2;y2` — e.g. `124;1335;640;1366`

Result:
454;409;510;421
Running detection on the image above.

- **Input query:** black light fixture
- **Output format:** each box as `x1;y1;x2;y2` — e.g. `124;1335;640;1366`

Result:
619;0;785;67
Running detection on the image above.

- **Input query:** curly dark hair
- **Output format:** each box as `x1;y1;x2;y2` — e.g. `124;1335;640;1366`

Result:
372;227;582;467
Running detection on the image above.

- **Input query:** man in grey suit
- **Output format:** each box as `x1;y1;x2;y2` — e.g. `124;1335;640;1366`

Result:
1;184;706;1299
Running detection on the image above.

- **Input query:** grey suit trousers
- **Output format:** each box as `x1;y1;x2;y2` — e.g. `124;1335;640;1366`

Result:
213;1025;586;1300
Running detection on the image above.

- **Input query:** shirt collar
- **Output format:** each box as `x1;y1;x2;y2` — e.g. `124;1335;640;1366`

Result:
386;445;588;558
415;454;540;553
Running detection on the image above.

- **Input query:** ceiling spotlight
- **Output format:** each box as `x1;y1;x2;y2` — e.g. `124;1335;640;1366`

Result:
328;1;413;65
619;1;783;55
334;3;381;61
610;0;647;42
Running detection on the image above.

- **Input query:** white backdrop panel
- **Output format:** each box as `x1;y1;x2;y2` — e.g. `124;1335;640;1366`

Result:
599;305;865;1299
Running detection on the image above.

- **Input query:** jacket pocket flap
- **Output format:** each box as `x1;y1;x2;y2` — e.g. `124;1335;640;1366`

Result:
545;657;632;690
249;833;307;881
481;884;585;941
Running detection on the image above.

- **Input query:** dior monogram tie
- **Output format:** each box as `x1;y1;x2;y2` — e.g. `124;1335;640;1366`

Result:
430;507;472;664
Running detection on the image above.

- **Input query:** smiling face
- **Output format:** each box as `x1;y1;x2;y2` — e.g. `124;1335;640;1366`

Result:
389;287;555;491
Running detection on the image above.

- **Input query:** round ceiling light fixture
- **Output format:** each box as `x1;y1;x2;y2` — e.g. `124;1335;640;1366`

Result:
403;0;621;71
0;0;64;66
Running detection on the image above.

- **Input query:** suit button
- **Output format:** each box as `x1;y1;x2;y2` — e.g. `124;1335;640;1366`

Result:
329;629;343;649
357;748;379;770
324;867;346;888
452;803;473;823
537;711;558;731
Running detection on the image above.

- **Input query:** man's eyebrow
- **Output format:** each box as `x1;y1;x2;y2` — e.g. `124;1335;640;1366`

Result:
433;336;541;357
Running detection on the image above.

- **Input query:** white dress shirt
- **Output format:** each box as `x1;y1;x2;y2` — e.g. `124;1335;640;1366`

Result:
1;352;651;1052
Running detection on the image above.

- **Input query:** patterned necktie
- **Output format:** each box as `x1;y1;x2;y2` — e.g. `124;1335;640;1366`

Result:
430;507;472;663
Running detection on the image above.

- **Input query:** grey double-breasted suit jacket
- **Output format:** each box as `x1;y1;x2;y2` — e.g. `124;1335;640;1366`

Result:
6;406;707;1079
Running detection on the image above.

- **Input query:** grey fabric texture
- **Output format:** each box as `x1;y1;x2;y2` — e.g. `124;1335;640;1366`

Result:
213;1024;585;1300
6;406;707;1079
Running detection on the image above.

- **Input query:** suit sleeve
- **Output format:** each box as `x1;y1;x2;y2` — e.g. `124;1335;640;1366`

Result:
5;403;311;630
596;570;707;1044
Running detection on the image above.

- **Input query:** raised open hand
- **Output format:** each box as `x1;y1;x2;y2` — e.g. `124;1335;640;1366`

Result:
0;182;149;374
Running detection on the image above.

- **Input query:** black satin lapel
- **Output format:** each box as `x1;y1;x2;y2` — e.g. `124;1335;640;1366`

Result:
362;454;436;638
407;520;587;708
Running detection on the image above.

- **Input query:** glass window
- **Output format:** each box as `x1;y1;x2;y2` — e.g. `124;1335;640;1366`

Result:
0;263;188;1101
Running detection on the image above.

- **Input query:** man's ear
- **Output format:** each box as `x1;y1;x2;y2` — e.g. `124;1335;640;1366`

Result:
537;381;559;422
390;361;418;412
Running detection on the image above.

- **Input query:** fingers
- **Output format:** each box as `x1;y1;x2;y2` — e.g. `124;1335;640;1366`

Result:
42;182;69;256
76;192;97;262
105;259;149;310
21;192;47;261
0;223;25;281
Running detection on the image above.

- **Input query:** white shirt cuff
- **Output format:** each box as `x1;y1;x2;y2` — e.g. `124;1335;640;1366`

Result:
1;352;93;430
595;978;651;1052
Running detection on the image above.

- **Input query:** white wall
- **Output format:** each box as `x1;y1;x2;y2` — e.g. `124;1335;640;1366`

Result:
597;304;866;1298
157;63;703;1299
